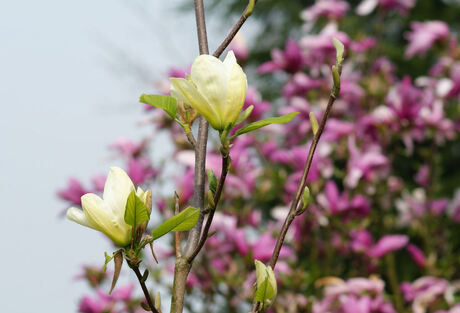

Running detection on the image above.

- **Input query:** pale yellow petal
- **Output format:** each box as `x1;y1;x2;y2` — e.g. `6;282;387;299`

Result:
191;55;228;119
82;193;131;247
223;55;247;127
103;167;134;217
170;78;222;130
66;207;97;230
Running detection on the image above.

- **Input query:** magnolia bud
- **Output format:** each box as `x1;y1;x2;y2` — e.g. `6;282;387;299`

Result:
170;51;248;131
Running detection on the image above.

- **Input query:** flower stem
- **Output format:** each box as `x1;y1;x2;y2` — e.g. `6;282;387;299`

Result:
128;261;160;313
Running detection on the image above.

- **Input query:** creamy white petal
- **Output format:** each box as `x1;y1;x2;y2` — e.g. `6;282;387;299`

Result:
223;58;247;126
170;77;222;130
136;186;146;203
66;207;97;230
103;167;134;217
82;193;131;247
191;55;228;119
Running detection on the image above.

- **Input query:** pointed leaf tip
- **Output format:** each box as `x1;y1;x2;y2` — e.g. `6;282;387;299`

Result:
140;94;177;119
332;38;344;66
109;250;123;295
233;112;299;138
309;112;319;135
151;206;199;240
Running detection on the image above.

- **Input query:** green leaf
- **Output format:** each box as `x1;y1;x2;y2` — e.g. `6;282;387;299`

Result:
232;112;299;138
309;112;319;135
332;65;341;97
140;94;177;119
103;251;113;272
234;105;254;126
151;206;199;240
124;190;150;228
297;186;311;215
207;169;218;197
332;38;344;66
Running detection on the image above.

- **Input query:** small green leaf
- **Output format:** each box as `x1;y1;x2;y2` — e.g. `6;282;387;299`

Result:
234;105;254;126
297;186;311;215
140;94;177;119
124;190;150;228
151;206;199;240
207;169;218;197
309;112;319;135
332;65;341;98
103;252;113;272
140;302;151;311
141;269;149;283
232;112;299;138
332;38;344;66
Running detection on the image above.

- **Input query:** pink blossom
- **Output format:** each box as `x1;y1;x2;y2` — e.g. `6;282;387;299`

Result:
415;165;430;187
282;72;322;98
243;87;271;121
400;277;449;313
126;157;157;185
406;244;426;268
367;234;409;258
110;138;147;159
252;232;293;262
258;39;305;74
301;0;350;24
350;229;374;253
345;138;388;188
405;21;450;58
300;23;350;68
58;178;88;206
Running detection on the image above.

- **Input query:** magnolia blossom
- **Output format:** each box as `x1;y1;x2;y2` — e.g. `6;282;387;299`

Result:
170;51;248;131
66;167;148;247
405;21;450;58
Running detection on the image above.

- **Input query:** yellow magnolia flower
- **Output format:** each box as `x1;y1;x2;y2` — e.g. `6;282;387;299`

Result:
170;50;248;131
66;167;147;247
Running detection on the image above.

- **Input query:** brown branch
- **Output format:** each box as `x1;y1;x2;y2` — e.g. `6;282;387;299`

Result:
187;149;230;262
213;0;258;58
128;262;160;313
171;0;257;311
251;71;342;313
174;192;182;259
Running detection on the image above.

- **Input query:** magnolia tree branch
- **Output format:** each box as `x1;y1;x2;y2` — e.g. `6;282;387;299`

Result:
251;69;343;313
188;149;230;262
128;262;160;313
213;0;257;58
170;1;257;312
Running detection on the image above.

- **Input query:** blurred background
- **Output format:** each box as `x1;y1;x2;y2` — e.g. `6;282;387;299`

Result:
2;0;460;312
0;0;237;311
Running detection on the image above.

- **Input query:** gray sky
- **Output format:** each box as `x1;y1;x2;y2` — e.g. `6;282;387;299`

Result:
0;0;248;311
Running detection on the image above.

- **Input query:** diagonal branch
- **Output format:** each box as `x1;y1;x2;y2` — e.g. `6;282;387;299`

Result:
251;68;343;313
187;149;230;262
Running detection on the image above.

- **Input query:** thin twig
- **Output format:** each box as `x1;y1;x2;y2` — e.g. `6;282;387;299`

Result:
170;0;257;311
128;262;160;313
188;150;230;262
213;0;258;58
251;72;342;313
